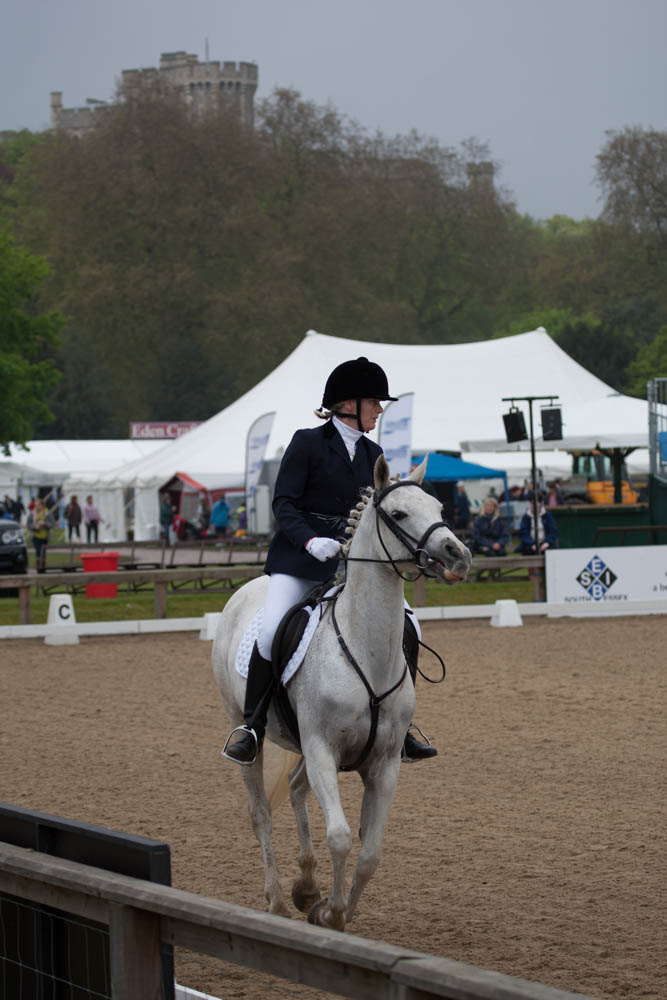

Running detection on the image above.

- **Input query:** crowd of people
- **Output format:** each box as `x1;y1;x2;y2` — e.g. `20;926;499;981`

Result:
1;470;559;576
0;491;105;572
452;481;559;556
158;491;247;543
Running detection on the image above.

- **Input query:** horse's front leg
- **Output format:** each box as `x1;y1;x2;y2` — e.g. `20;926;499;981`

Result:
303;744;351;931
345;755;402;925
241;750;290;917
288;756;322;913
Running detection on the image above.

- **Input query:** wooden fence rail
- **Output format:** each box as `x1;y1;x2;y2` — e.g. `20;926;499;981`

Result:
0;841;591;1000
0;555;546;625
0;567;264;624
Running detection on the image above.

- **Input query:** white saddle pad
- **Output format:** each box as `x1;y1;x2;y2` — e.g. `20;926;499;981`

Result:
234;592;421;686
234;600;325;686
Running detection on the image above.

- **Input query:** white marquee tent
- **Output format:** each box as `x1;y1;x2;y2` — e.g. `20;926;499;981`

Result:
0;439;167;517
64;329;650;541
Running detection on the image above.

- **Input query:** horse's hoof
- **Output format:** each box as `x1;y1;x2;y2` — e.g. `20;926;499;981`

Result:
268;901;291;918
307;899;345;931
292;881;321;913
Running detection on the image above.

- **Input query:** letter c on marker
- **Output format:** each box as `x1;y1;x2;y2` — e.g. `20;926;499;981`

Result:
58;605;71;620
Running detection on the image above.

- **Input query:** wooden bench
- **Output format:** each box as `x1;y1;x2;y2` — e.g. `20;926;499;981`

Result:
412;554;546;604
44;536;269;571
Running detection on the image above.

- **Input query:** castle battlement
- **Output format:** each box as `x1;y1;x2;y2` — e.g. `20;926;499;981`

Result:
51;49;258;136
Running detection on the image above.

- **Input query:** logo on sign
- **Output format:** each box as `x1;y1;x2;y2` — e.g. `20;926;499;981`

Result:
384;417;411;434
384;445;410;462
576;555;618;601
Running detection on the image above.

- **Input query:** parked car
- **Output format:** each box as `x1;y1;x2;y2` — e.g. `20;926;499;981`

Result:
0;518;28;574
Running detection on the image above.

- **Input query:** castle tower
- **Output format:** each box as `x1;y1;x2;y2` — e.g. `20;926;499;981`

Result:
466;162;495;196
52;50;259;137
122;51;259;126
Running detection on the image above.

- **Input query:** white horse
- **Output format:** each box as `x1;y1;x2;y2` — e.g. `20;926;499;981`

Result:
212;455;471;931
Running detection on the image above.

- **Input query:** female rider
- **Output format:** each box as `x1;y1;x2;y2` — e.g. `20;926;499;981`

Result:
224;357;436;765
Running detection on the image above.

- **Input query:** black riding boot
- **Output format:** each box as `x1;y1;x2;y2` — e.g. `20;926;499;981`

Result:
224;643;274;764
402;615;437;762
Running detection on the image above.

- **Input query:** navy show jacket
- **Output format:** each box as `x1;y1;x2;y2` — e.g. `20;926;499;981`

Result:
264;419;383;582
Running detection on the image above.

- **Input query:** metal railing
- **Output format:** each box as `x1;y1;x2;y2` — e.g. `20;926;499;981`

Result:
647;377;667;483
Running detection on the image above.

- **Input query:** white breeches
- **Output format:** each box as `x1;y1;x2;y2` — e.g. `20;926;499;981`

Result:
258;574;317;659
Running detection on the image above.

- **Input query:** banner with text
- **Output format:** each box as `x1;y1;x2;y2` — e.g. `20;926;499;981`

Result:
130;421;201;439
378;393;414;479
245;412;276;524
546;545;667;610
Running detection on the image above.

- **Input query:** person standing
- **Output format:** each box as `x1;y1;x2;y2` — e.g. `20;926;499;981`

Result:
159;494;174;541
197;492;211;533
224;356;436;766
210;495;230;538
27;499;53;572
453;481;472;533
64;495;83;541
83;495;102;544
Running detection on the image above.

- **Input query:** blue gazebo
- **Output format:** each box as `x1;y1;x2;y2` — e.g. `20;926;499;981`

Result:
414;453;511;524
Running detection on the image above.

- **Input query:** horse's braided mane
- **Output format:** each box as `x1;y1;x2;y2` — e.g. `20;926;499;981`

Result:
340;474;401;556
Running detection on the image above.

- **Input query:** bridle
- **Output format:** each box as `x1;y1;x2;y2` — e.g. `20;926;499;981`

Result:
344;479;454;583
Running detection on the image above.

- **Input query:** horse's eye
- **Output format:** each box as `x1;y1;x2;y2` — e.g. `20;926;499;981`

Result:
391;509;407;521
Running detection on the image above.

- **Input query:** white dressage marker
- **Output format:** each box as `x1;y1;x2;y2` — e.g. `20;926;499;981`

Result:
44;594;79;645
490;598;523;627
199;612;222;640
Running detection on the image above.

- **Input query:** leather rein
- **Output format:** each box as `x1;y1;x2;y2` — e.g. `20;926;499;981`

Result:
331;479;448;772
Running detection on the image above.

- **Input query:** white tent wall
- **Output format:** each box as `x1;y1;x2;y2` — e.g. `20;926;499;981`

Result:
135;487;160;541
98;487;126;543
59;329;649;540
60;481;127;543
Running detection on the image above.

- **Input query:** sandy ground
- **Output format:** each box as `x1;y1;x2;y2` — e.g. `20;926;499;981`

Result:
1;616;666;1000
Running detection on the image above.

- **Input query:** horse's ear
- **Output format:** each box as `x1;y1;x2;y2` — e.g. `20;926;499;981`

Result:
374;455;391;491
409;453;429;485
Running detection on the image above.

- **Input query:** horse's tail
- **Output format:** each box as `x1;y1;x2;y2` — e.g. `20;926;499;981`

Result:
265;745;301;810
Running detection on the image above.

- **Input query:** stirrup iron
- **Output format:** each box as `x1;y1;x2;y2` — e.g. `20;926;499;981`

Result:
401;722;433;764
221;725;259;766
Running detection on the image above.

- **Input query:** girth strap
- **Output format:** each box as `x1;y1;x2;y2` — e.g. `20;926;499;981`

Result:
331;594;408;772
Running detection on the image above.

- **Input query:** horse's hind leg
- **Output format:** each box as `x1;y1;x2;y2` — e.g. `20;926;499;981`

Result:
345;757;401;924
288;757;322;912
241;751;290;917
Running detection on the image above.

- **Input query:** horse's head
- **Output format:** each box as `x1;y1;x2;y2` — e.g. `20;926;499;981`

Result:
369;454;472;583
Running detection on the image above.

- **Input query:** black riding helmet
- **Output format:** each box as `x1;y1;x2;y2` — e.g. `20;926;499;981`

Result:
322;357;397;431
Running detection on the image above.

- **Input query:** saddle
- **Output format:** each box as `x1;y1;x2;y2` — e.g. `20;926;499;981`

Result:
268;584;420;755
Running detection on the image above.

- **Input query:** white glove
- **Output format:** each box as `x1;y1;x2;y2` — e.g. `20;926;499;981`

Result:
305;537;342;562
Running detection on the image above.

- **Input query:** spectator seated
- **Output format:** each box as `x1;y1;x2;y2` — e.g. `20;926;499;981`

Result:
471;497;509;556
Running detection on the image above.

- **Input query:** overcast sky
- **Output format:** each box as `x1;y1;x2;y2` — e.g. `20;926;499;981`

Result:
3;0;666;220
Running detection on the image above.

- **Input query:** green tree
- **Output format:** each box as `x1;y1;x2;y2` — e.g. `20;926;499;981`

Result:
596;126;667;241
0;229;63;452
626;325;667;397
